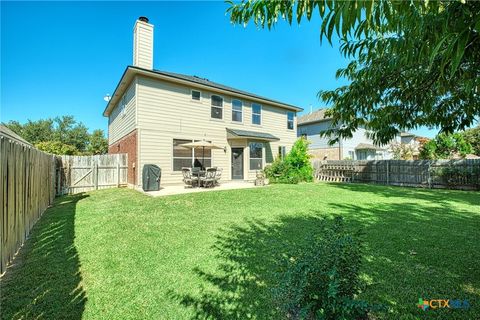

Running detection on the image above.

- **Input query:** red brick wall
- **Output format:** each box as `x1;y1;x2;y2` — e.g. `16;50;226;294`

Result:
108;130;137;185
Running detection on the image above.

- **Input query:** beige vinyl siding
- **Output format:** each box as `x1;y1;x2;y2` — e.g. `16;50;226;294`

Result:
136;76;297;185
133;22;153;69
108;80;137;144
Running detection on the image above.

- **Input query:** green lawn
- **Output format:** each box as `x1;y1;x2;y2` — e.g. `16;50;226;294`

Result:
1;183;479;319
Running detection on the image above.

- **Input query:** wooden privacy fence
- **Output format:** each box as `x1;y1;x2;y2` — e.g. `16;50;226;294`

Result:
1;135;56;274
56;154;128;195
313;159;480;190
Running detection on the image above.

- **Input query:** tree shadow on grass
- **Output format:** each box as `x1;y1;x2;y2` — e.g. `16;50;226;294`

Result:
169;193;479;319
0;194;88;319
169;215;330;319
324;200;480;319
329;183;480;207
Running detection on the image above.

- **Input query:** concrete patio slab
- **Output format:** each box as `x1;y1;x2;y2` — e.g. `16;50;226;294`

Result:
142;181;262;197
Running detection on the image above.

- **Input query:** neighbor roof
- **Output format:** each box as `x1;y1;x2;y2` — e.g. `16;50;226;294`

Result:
297;109;331;125
0;124;32;146
103;66;303;116
226;128;279;141
400;132;415;137
355;143;385;151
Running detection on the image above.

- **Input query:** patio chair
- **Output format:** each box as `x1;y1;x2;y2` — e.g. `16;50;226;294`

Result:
214;168;223;186
182;167;198;188
200;168;216;188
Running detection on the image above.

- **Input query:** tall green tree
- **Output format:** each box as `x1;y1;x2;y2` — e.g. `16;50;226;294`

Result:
87;129;109;155
419;132;472;159
227;0;480;144
461;125;480;156
5;119;54;145
4;116;108;155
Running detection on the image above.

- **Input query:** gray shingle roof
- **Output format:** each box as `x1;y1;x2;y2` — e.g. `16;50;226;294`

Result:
355;143;385;151
297;109;331;125
0;124;32;146
226;128;279;141
132;66;302;111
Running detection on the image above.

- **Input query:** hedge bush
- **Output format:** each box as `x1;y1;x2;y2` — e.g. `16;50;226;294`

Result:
264;138;313;184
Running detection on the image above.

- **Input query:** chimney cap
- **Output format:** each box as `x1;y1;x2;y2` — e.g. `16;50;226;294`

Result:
138;16;149;23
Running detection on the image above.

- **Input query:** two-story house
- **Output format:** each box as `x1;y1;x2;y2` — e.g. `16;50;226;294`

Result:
104;17;302;187
297;109;394;160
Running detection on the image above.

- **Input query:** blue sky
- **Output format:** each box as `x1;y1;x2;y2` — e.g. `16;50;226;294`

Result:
1;1;437;138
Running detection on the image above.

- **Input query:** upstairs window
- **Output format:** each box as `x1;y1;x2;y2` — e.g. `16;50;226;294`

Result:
287;112;294;130
232;99;243;122
191;90;201;101
211;95;223;119
252;103;262;125
249;142;263;170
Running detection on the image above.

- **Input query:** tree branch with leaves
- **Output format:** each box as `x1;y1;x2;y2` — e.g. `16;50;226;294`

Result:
227;0;480;144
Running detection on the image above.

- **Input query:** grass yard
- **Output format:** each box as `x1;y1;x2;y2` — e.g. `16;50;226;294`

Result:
1;183;479;319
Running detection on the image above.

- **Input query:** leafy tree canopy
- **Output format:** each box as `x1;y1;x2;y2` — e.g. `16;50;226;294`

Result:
227;0;480;144
419;132;472;159
461;125;480;156
4;116;108;155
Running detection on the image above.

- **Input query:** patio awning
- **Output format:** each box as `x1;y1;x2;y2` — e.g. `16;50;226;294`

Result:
226;128;280;142
355;143;386;151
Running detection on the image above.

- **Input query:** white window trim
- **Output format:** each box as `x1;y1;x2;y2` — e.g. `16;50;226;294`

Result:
251;103;262;125
231;99;243;123
210;94;224;120
191;89;202;102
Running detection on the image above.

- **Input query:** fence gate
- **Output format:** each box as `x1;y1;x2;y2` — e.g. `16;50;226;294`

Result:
57;154;128;195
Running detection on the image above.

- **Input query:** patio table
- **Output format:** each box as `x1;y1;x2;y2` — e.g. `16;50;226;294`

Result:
192;170;205;188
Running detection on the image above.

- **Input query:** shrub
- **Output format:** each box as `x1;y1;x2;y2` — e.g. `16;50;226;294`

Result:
273;217;373;320
419;133;472;159
264;138;313;184
433;165;480;188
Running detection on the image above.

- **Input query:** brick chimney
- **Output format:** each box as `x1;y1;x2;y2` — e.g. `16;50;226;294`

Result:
133;16;153;69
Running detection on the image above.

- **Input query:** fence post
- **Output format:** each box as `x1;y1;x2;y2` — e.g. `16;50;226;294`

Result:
386;160;389;185
116;161;120;187
427;161;432;189
94;158;99;190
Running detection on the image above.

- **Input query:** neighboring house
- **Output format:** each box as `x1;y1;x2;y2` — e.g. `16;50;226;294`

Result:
399;132;421;159
297;109;394;160
104;17;302;187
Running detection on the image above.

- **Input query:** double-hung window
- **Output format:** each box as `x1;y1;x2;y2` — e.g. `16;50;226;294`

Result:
252;103;262;125
287;112;294;130
232;99;243;122
249;142;263;170
211;95;223;119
